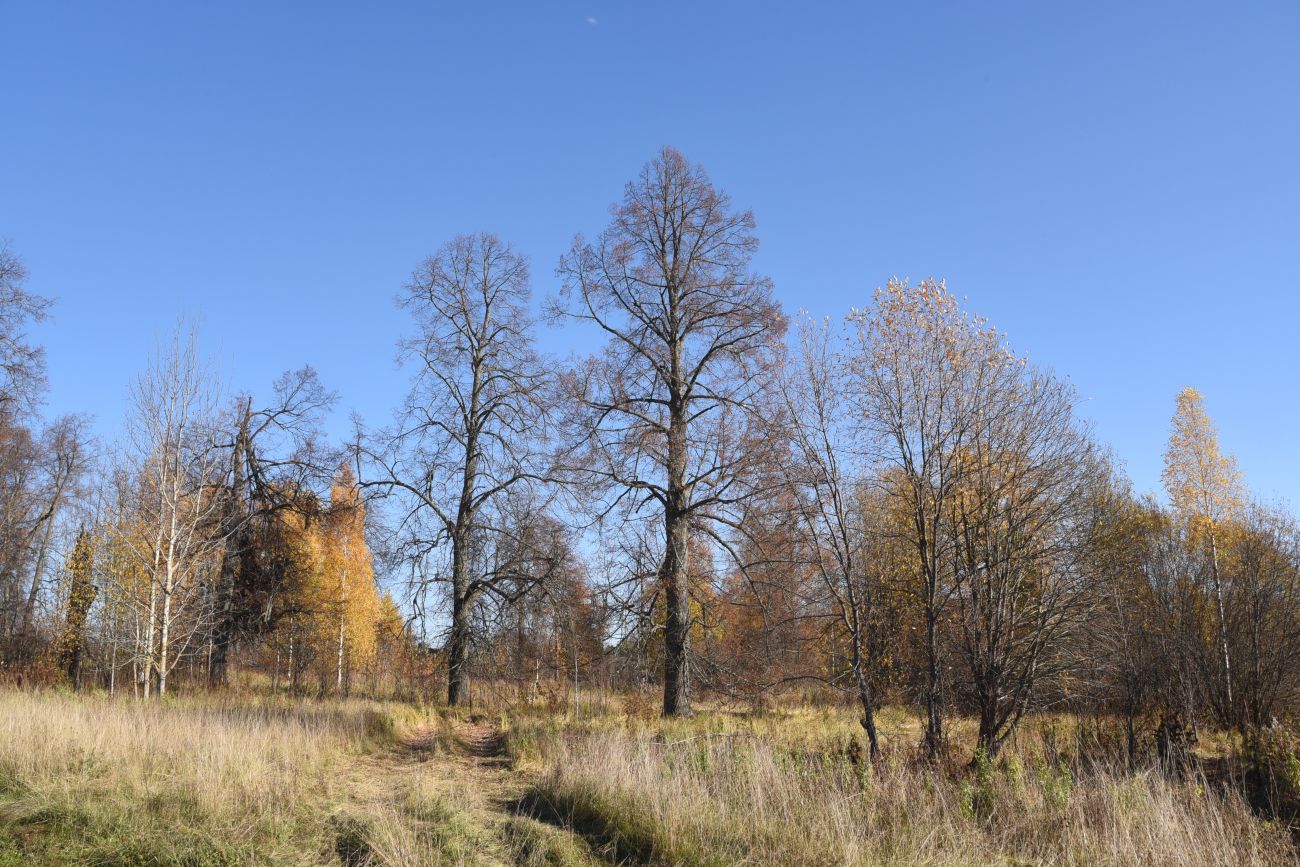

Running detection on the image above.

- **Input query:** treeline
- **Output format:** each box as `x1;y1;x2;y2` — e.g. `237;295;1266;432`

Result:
0;297;412;696
1;148;1297;765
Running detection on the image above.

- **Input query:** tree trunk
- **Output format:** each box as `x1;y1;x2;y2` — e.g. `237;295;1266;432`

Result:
287;623;297;695
661;318;692;718
336;572;347;694
976;701;998;760
1208;525;1234;723
446;596;471;706
210;404;249;687
924;592;944;757
157;570;173;698
108;596;119;696
661;497;691;716
447;534;473;706
19;507;59;635
857;688;880;759
144;563;159;699
844;579;880;758
851;640;880;758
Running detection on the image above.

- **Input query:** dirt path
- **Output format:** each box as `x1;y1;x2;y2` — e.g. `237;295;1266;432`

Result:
333;718;600;866
459;723;509;763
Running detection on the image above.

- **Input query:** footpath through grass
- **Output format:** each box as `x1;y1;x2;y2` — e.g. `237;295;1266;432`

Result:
0;690;598;866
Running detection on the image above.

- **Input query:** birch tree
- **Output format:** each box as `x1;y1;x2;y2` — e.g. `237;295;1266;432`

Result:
322;465;378;693
1162;386;1242;721
122;325;226;698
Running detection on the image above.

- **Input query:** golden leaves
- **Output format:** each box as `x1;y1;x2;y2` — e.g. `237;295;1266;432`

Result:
1162;387;1243;526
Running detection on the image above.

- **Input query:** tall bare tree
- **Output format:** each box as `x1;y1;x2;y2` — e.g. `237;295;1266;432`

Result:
359;233;549;706
0;243;65;662
17;415;92;637
553;147;784;716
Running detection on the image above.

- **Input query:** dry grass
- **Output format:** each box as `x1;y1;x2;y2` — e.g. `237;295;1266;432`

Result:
508;704;1298;866
0;688;1293;865
0;689;467;865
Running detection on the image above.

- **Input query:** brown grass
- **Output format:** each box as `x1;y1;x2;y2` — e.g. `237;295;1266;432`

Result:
0;689;1293;865
509;704;1297;866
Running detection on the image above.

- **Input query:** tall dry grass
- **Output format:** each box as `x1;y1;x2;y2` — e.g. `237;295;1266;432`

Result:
512;709;1297;866
0;690;431;864
1;688;1294;865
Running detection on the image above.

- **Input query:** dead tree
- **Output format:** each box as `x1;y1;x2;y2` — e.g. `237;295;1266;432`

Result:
208;367;336;687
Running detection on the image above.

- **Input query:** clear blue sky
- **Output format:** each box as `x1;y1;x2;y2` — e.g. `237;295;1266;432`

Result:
3;1;1297;506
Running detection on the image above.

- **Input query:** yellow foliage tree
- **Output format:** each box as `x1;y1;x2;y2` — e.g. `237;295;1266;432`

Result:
319;465;379;692
1161;386;1243;715
280;466;380;694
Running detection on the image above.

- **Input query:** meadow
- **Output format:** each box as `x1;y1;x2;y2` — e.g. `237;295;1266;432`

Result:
0;688;1295;866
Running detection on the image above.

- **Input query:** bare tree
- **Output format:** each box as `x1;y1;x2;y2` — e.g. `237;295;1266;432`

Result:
17;415;92;636
779;314;884;755
1225;503;1300;733
552;147;784;717
120;325;227;698
0;243;52;415
359;233;549;706
0;243;65;664
942;362;1103;758
0;421;41;644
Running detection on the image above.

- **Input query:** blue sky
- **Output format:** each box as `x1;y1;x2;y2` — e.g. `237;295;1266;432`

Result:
2;1;1297;506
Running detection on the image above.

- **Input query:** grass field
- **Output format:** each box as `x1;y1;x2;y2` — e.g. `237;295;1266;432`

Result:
0;688;1294;865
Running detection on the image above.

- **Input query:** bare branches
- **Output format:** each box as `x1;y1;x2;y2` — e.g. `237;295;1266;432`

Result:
117;323;228;698
359;233;552;705
551;147;784;716
0;244;52;416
